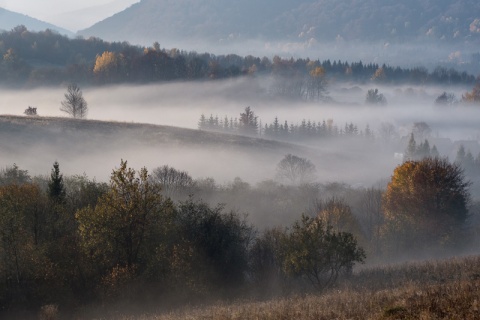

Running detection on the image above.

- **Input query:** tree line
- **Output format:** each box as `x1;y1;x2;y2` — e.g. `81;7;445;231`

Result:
0;160;364;317
198;107;374;142
0;26;477;89
0;153;476;316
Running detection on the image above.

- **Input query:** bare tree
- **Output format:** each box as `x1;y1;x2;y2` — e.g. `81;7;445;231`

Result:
60;83;88;119
276;154;316;185
150;165;195;199
378;122;398;144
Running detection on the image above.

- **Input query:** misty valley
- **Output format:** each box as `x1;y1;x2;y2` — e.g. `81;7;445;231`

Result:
1;23;480;319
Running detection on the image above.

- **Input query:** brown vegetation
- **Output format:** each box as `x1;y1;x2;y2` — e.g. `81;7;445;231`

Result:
109;256;480;320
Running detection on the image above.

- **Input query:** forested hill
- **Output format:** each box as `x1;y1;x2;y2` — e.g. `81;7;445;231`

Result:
0;27;477;88
0;8;72;36
79;0;480;45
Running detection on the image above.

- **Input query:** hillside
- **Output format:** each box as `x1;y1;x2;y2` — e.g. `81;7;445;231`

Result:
78;255;480;319
0;115;314;183
0;114;303;150
79;0;480;46
0;7;72;36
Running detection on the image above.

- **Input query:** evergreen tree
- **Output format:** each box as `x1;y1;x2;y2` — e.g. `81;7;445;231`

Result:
404;133;417;161
273;117;280;136
223;115;229;131
198;114;207;130
455;145;466;164
431;145;440;158
239;106;258;135
48;161;65;203
417;140;431;159
465;151;475;172
364;124;373;140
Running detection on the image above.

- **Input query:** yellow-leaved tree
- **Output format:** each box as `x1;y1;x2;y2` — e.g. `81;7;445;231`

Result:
382;158;470;256
462;82;480;104
76;160;175;297
93;51;126;83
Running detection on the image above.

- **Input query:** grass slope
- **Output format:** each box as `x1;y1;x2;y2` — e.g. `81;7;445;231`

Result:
0;114;306;151
0;114;322;183
102;256;480;319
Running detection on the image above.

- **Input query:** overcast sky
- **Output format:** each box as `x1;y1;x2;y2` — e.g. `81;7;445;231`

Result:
0;0;139;31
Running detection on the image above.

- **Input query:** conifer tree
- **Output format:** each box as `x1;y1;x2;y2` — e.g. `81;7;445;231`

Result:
455;145;466;164
48;161;65;203
404;133;417;161
431;145;440;158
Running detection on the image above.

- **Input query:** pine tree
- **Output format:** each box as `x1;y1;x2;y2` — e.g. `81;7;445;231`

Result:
417;140;431;159
404;133;417;161
223;115;229;131
455;145;466;164
239;106;258;135
48;161;65;203
364;124;373;140
431;145;440;158
273;117;280;136
198;114;207;130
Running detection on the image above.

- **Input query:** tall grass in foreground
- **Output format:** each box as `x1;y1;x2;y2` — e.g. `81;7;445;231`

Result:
108;256;480;320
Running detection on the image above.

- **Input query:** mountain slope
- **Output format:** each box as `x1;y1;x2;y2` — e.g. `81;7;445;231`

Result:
0;7;73;36
48;0;139;31
79;0;480;46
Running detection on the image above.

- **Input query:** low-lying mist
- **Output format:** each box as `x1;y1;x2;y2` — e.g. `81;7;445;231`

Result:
1;77;479;187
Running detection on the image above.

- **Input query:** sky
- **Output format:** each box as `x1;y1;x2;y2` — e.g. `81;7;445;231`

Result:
0;0;139;31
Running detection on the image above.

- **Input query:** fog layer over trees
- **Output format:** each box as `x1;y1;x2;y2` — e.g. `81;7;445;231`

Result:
1;24;480;319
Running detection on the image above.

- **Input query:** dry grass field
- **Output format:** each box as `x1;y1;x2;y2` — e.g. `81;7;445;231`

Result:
102;256;480;320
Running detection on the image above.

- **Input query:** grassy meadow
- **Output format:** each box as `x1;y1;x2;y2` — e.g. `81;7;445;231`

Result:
70;255;480;320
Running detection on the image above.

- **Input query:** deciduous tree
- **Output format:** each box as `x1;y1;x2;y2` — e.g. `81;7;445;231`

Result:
365;88;387;105
383;158;470;253
276;154;316;185
76;160;174;271
283;215;365;290
60;83;88;119
151;165;195;199
462;82;480;104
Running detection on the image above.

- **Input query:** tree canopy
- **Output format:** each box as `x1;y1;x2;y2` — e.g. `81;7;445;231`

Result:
383;157;470;251
276;154;316;185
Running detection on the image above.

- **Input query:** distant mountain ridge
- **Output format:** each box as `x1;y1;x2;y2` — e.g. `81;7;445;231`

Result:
0;7;73;36
78;0;480;46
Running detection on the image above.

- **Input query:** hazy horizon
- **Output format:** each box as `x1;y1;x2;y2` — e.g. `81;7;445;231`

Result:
0;0;139;31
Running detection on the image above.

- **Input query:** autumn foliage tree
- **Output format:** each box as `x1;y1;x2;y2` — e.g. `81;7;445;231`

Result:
383;158;470;254
76;160;175;278
316;198;364;241
93;51;126;83
462;82;480;104
306;65;327;101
